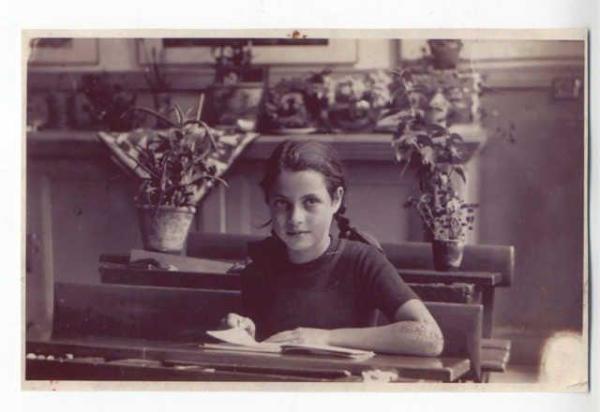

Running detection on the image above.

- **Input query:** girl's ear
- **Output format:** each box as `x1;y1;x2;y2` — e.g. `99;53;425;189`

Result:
332;186;344;213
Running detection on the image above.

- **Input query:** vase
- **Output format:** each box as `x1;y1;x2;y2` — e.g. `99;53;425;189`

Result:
137;205;196;254
432;239;465;271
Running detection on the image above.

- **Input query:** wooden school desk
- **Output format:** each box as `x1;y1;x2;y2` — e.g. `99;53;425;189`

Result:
26;337;470;382
24;282;480;383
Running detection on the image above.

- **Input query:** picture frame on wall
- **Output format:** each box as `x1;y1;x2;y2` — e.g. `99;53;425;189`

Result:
27;38;100;65
137;38;358;66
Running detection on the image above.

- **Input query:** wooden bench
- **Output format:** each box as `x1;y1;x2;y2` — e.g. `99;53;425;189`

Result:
26;282;483;382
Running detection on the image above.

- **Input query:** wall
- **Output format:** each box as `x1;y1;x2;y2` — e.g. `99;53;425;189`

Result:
27;38;396;73
477;88;585;332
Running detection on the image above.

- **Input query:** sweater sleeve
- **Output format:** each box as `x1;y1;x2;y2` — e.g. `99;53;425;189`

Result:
359;245;419;321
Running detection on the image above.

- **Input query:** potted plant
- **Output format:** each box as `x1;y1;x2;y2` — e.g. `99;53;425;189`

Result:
260;76;323;134
99;99;227;253
327;70;392;132
392;114;477;270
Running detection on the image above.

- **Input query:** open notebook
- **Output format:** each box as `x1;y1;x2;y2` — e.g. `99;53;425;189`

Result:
203;328;375;360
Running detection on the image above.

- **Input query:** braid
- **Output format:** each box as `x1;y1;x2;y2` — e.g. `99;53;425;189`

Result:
335;204;385;254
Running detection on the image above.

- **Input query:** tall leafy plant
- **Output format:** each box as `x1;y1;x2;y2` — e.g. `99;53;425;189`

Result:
392;106;477;242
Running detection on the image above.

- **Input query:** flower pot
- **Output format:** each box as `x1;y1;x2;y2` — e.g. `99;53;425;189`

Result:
137;205;196;253
432;239;465;271
427;39;463;70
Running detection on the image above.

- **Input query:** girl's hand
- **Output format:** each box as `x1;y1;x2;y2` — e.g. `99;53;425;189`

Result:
220;313;256;339
264;327;331;345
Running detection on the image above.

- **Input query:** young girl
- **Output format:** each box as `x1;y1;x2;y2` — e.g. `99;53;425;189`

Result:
223;140;443;356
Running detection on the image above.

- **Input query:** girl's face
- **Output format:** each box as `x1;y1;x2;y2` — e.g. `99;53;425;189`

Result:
269;169;343;264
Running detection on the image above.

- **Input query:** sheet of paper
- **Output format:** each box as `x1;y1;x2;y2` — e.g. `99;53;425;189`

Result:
206;328;281;352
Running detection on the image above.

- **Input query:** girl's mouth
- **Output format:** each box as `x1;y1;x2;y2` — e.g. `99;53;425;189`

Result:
286;230;310;236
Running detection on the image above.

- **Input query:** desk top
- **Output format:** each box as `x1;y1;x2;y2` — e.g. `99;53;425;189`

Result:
99;260;502;290
27;337;470;383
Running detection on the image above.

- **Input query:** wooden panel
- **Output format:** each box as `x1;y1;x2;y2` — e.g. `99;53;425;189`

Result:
27;38;100;66
25;169;53;339
422;302;482;381
45;283;481;381
52;282;480;379
481;347;511;372
382;241;514;287
53;283;242;342
27;337;469;382
45;161;141;284
26;358;350;382
99;264;475;304
186;232;514;286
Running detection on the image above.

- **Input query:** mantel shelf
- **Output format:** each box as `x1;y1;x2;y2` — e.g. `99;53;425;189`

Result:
27;124;487;162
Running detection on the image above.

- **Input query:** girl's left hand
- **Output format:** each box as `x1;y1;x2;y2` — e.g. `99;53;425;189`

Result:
264;327;331;345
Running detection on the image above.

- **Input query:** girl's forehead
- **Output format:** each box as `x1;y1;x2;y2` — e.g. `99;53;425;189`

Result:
272;169;329;197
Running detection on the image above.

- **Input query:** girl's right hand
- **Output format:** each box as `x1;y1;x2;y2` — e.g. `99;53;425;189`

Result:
220;313;256;338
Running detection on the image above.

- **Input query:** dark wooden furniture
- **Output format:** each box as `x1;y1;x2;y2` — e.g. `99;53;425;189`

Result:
25;282;481;383
184;232;513;377
186;232;513;336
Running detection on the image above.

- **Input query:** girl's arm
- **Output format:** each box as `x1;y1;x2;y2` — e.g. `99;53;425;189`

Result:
328;299;444;356
265;299;444;357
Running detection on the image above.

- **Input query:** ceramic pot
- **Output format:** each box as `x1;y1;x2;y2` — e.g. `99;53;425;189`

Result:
137;205;196;253
432;239;465;271
427;39;463;70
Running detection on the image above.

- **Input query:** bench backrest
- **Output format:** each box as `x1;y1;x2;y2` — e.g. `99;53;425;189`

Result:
187;232;514;287
52;282;481;379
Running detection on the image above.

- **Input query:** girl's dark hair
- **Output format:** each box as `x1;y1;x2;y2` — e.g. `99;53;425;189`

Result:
260;139;383;252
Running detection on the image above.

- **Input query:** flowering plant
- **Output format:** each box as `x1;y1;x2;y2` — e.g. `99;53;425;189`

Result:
327;70;392;130
392;115;477;241
331;70;392;110
261;76;323;131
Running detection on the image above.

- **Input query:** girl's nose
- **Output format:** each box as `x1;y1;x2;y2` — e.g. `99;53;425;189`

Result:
288;205;305;225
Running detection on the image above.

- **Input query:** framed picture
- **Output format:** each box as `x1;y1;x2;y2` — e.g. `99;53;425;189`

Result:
137;38;358;65
28;38;99;65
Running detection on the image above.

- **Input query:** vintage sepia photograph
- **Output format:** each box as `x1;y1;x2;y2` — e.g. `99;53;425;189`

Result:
23;30;588;390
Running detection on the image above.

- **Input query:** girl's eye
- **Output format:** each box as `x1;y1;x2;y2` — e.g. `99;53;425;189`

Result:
272;199;289;209
304;198;320;207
